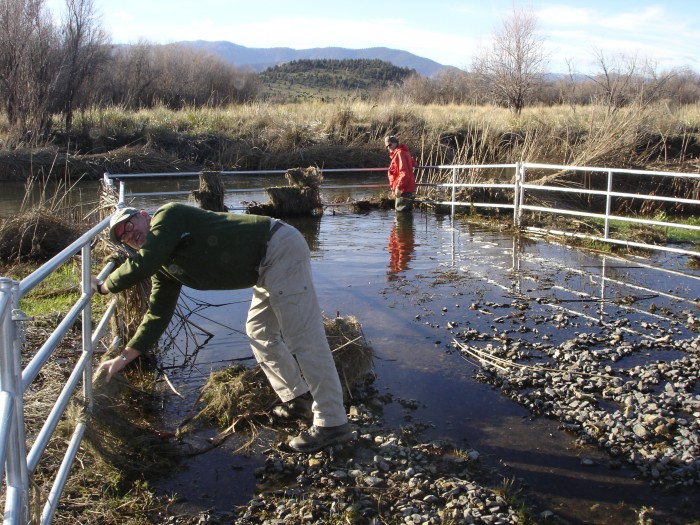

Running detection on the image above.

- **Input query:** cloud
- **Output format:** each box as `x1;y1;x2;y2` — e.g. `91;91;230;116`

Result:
535;3;699;72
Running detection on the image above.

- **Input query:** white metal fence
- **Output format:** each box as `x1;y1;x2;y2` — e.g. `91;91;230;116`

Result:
1;161;698;523
108;164;700;259
0;216;118;524
419;162;699;257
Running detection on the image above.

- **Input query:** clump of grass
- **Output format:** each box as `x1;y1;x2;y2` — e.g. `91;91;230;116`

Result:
0;210;81;263
183;315;373;446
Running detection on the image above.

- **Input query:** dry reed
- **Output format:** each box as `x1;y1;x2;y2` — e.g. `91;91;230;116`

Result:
182;315;373;446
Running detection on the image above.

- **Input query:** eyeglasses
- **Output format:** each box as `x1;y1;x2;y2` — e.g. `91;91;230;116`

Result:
118;213;138;243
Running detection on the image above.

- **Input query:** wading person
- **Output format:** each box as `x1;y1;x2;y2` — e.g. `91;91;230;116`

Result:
92;202;353;453
385;135;417;212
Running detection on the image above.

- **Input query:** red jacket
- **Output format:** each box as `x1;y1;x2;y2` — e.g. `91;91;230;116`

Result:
387;144;417;194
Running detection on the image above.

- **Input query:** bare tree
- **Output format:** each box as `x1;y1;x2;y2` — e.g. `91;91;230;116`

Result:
92;43;260;109
471;7;548;114
0;0;59;142
585;49;678;111
663;68;700;105
587;49;641;111
57;0;109;131
87;41;162;109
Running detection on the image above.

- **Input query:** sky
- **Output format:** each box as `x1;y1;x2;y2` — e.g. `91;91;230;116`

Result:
45;0;699;74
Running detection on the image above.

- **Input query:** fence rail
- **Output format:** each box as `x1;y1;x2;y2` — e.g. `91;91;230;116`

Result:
2;161;698;523
0;216;118;524
107;164;700;259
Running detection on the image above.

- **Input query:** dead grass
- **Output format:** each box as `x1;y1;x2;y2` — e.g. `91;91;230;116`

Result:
0;209;81;263
8;316;172;524
3;102;699;212
180;315;373;448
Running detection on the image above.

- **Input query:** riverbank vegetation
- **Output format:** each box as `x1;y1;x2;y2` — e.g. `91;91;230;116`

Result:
1;100;699;183
0;0;698;179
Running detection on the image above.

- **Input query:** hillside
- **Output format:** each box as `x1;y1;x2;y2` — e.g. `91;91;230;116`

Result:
258;59;416;101
174;40;453;77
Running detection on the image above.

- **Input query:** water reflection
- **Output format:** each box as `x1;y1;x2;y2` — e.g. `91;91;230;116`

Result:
387;213;415;279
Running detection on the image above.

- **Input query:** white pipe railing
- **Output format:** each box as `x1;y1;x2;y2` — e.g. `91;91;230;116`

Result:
106;163;699;256
516;163;699;257
0;214;119;524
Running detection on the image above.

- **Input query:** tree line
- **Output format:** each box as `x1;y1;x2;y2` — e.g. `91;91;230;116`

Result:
0;0;259;147
261;59;415;84
259;59;415;94
393;8;700;113
1;0;699;149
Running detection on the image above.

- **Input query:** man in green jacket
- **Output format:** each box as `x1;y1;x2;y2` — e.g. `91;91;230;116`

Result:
93;202;352;453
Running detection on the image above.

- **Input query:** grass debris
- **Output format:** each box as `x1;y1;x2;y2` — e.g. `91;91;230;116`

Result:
182;315;373;445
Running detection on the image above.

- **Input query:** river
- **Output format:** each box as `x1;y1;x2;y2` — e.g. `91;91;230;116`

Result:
3;173;700;524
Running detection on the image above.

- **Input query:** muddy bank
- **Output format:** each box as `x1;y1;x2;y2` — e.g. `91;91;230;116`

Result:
0;121;697;184
0;142;388;181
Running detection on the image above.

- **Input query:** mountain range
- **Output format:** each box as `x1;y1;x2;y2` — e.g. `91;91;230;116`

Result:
177;40;456;77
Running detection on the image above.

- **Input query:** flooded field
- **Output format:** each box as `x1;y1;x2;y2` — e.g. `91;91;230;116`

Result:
135;185;699;524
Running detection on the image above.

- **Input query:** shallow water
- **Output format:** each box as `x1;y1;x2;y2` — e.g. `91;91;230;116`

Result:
143;192;699;524
6;174;698;523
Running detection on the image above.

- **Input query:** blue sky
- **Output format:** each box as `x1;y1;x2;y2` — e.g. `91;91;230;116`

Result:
46;0;699;74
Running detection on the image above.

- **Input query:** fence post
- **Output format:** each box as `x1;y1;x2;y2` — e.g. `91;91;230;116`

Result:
451;167;457;216
81;244;94;411
604;170;613;240
513;161;521;228
517;162;527;228
0;278;28;525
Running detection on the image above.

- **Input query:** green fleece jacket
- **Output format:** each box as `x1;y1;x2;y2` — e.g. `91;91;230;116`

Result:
105;202;272;353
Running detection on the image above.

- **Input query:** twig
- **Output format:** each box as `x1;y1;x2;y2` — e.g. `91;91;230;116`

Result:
453;338;617;380
161;372;184;398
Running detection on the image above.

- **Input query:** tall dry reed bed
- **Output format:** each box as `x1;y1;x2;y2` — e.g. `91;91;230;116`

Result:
63;100;700;163
2;100;698;186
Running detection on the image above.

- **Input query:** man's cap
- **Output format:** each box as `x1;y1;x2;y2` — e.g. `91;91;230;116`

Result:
108;207;139;243
384;135;398;146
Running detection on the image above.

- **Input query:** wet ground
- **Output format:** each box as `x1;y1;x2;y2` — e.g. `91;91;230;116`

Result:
137;188;699;524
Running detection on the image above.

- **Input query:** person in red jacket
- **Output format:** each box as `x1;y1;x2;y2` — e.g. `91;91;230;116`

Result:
385;135;417;212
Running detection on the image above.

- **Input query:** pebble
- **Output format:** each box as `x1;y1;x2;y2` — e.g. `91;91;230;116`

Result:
459;309;700;488
228;392;529;525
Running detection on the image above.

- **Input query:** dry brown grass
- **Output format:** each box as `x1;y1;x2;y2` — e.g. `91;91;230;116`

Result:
8;317;171;524
3;101;698;196
181;315;373;448
0;209;81;263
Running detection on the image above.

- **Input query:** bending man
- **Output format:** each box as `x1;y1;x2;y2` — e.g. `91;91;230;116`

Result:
93;202;352;453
